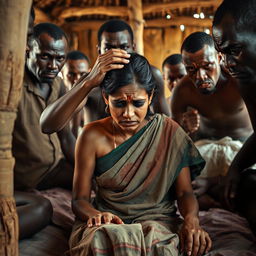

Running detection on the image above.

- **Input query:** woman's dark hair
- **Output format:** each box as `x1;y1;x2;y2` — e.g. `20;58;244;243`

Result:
101;53;156;96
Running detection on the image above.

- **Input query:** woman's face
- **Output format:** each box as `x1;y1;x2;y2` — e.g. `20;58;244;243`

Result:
104;83;152;133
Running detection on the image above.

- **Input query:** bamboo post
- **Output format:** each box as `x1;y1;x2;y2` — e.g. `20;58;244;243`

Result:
127;0;144;55
0;1;32;255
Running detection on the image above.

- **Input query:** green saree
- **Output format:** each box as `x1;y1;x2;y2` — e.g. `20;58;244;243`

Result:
68;114;205;256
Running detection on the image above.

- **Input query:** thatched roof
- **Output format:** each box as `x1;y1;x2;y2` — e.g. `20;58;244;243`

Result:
33;0;222;28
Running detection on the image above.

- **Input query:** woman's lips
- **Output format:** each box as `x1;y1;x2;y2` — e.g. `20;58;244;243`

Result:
119;121;138;126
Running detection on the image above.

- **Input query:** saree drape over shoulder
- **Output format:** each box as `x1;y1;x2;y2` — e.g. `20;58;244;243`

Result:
68;114;205;256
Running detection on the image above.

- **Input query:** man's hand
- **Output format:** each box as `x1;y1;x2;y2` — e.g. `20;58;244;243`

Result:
182;108;200;134
79;49;130;88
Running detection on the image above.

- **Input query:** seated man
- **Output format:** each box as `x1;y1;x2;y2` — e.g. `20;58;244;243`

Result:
171;31;253;210
14;8;54;240
162;54;187;105
13;22;75;191
62;50;90;137
40;19;170;134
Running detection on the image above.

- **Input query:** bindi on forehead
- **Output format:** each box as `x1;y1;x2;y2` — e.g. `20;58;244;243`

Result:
127;95;133;102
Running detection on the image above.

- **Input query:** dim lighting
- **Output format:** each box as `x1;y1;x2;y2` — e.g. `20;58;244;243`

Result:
204;28;210;34
200;12;205;19
166;14;171;19
180;25;185;31
193;13;200;19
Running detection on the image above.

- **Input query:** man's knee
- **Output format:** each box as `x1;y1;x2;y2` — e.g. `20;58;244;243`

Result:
33;196;53;221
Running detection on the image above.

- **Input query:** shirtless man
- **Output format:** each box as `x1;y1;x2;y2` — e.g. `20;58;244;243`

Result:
212;0;256;232
162;54;187;105
171;31;252;141
40;19;170;134
62;50;90;137
171;31;252;210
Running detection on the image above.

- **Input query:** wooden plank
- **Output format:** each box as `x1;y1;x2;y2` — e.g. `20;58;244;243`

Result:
143;0;223;14
56;0;222;19
128;0;144;55
63;16;212;31
145;17;212;28
0;0;32;254
59;6;128;19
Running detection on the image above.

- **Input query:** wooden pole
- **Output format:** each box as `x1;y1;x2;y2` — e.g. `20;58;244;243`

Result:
0;0;32;255
127;0;144;55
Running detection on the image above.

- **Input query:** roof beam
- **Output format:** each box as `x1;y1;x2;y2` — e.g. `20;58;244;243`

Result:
145;17;212;27
56;0;222;19
63;16;212;32
143;0;223;14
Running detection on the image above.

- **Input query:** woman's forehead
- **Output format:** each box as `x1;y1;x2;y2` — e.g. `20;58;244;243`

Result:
110;83;147;98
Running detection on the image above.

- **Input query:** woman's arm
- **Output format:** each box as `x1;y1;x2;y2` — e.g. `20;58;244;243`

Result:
72;126;99;221
72;124;123;227
175;167;212;256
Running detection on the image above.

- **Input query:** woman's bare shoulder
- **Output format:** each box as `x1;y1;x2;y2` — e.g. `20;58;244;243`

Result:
79;117;112;143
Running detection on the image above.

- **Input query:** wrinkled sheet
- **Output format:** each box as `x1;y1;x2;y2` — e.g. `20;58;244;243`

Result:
195;136;243;178
200;208;256;255
19;188;256;256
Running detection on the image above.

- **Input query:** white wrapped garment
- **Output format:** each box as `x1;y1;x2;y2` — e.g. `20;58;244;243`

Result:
195;136;243;178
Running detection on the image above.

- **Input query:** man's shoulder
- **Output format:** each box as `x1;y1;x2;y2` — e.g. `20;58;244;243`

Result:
172;75;195;101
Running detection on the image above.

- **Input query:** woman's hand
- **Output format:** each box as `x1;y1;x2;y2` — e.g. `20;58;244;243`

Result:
87;211;124;227
179;216;212;256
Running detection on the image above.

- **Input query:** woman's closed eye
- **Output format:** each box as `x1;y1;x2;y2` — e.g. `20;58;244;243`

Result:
113;100;146;108
132;100;146;107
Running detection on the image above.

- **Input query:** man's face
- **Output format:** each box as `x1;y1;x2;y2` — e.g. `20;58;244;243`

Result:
213;13;256;84
62;59;90;88
27;33;68;84
163;63;187;91
98;30;134;54
182;45;221;95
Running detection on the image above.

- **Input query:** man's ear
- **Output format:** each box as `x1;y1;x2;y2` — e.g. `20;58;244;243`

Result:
218;52;223;63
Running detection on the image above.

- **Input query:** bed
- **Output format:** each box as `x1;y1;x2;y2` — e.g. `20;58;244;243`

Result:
19;188;256;256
